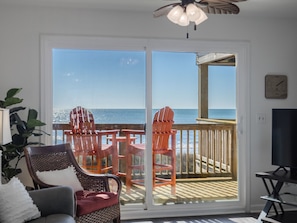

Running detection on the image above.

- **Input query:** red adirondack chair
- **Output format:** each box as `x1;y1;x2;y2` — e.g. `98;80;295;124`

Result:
65;106;119;174
123;106;177;195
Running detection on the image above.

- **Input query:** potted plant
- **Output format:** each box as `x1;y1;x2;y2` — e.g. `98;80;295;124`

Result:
0;88;48;182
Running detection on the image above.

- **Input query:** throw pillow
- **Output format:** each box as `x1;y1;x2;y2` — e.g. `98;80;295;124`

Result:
36;165;83;192
0;177;41;223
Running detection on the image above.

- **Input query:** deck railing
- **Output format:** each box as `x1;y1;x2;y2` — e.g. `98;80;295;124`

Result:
52;120;237;179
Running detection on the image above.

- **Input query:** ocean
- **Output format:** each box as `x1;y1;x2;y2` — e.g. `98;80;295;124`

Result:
53;108;236;124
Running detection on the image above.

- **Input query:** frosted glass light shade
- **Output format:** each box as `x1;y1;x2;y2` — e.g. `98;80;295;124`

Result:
194;8;208;25
186;3;201;22
0;108;12;145
178;12;189;26
167;5;184;24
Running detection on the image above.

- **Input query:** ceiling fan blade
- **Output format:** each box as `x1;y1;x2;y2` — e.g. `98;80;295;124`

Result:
194;0;209;6
200;0;246;3
153;0;246;19
199;1;242;14
153;3;180;18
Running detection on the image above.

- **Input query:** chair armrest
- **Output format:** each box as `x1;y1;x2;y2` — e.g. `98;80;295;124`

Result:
122;129;145;135
107;174;122;195
78;172;122;195
28;186;75;217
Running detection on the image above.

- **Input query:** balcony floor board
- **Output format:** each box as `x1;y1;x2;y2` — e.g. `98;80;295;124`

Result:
120;178;238;205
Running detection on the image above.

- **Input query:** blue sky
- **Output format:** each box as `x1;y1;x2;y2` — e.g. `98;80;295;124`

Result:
53;49;235;109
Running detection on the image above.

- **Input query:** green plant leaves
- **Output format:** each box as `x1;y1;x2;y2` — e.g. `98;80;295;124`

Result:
27;109;46;128
3;88;23;107
0;88;48;182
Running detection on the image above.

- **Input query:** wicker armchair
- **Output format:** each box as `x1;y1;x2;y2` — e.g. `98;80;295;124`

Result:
24;143;122;223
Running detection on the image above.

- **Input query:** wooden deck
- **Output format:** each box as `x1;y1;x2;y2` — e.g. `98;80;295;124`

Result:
120;177;238;205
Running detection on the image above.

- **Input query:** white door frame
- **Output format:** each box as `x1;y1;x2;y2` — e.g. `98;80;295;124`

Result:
40;35;251;219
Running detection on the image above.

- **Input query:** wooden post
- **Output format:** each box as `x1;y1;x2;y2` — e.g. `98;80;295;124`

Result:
231;125;237;180
198;64;208;118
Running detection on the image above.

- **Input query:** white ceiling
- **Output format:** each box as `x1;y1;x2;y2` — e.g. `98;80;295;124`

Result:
1;0;297;19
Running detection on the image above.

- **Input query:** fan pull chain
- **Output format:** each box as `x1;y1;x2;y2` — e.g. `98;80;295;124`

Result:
186;24;198;39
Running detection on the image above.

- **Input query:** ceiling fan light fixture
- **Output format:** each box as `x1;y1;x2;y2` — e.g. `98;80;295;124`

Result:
166;3;207;27
167;5;184;24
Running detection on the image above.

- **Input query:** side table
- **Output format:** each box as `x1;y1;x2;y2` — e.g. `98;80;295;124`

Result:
256;170;297;223
107;136;136;176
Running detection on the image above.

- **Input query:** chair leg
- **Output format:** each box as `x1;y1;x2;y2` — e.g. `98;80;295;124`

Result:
152;157;156;190
171;184;176;195
112;148;119;175
171;152;176;195
96;156;102;173
113;215;121;223
126;153;132;194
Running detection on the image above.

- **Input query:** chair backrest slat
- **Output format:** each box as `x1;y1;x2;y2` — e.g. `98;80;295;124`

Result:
70;106;96;134
152;106;174;153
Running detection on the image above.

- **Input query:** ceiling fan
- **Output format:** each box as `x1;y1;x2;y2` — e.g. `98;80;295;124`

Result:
154;0;246;27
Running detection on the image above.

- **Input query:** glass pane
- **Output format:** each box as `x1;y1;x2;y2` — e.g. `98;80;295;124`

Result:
52;49;146;206
208;65;236;119
152;51;197;205
152;51;238;206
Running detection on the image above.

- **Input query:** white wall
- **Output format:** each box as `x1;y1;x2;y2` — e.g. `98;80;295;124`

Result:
1;3;297;216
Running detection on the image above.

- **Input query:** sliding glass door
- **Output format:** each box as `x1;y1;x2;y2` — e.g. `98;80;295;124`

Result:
41;35;250;218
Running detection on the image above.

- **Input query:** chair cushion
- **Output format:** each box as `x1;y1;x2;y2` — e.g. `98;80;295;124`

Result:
75;190;119;216
27;214;75;223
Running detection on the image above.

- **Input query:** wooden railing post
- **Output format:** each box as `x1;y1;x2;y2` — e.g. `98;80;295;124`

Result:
231;125;237;180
